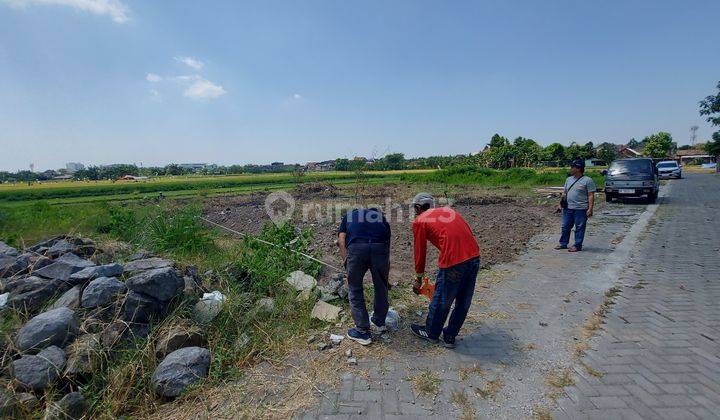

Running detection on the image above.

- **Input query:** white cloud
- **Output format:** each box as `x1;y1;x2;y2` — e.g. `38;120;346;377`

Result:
183;78;226;100
174;56;204;70
3;0;130;23
146;73;162;82
292;93;302;100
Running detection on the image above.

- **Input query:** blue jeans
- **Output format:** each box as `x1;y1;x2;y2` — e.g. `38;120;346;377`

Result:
559;208;588;249
425;257;480;339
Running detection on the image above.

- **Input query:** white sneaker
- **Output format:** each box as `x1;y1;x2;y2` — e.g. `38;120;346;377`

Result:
370;319;388;333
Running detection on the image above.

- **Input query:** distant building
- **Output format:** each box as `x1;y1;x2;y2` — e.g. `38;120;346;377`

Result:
178;163;208;171
65;162;85;173
305;160;336;172
676;149;713;166
618;147;642;158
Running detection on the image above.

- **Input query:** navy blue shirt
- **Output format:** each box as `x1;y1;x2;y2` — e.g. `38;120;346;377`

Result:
338;208;391;246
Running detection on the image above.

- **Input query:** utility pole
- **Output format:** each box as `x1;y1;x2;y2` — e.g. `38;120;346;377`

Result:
690;125;699;146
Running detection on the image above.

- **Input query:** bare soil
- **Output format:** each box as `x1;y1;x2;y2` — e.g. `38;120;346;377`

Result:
202;182;557;285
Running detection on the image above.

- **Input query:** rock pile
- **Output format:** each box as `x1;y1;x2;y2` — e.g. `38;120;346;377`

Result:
0;237;212;417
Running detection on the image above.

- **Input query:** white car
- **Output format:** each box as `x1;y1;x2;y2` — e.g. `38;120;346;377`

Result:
656;161;682;179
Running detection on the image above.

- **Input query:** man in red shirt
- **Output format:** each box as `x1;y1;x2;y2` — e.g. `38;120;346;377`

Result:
410;193;480;348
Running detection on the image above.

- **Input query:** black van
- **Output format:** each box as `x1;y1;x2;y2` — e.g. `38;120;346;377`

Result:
603;158;659;203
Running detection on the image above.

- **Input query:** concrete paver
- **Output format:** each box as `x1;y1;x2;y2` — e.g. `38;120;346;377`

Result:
300;174;719;419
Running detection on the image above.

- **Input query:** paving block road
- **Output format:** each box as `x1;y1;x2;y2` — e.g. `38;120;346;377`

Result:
554;174;720;419
298;173;719;420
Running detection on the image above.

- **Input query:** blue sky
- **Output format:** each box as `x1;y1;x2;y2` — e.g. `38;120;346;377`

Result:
1;0;719;171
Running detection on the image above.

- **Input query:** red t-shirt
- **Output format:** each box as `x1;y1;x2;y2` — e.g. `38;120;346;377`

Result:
413;207;480;274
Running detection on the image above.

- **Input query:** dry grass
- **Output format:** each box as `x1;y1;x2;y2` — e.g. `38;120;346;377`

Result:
451;388;476;420
409;369;442;396
474;378;503;399
545;366;575;402
579;361;604;378
457;364;485;381
533;405;553;420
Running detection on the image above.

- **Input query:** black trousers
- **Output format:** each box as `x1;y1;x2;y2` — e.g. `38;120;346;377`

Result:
345;242;390;332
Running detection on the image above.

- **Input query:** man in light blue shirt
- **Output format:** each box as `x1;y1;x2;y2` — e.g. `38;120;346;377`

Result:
555;159;597;252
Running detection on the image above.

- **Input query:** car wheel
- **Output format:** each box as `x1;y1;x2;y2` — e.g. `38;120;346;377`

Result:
605;193;613;203
648;192;657;204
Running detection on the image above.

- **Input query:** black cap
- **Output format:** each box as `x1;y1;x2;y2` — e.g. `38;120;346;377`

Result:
571;159;585;169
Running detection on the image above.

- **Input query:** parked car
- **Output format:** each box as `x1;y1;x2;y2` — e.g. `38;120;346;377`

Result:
656;160;682;179
602;158;659;203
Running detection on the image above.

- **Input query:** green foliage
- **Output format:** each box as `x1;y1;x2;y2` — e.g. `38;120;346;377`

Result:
542;143;566;161
704;133;720;157
699;81;720;127
146;207;215;255
643;132;674;158
565;142;596;160
512;137;542;167
596;142;618;164
0;201;108;246
699;81;720;162
335;158;351;171
489;134;509;148
0;172;378;202
234;222;321;295
401;165;603;187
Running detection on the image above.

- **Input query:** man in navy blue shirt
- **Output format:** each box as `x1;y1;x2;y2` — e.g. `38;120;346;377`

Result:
338;207;391;345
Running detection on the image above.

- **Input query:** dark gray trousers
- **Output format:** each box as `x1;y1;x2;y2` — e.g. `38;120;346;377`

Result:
345;242;390;332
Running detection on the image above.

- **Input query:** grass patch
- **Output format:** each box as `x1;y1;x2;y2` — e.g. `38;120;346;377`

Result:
450;389;476;420
409;369;442;395
474;378;503;399
401;166;605;188
458;363;485;381
533;405;553;420
545;367;575;402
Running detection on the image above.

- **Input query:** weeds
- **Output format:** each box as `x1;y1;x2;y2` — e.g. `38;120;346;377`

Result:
450;389;476;420
475;378;503;399
458;364;485;381
410;370;442;395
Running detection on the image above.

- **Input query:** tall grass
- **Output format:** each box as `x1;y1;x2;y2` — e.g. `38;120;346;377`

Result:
400;166;604;187
0;172;396;202
2;199;328;417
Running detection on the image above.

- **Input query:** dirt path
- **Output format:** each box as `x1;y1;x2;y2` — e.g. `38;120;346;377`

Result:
291;189;656;419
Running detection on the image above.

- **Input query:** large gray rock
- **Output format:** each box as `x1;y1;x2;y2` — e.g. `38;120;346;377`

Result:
0;254;30;278
26;236;64;253
155;320;207;358
33;253;94;281
81;277;126;308
124;257;173;273
46;240;77;258
126;267;183;301
0;241;19;257
69;263;123;284
44;391;88;420
121;291;162;323
49;286;81;310
151;347;210;398
15;307;80;352
5;276;70;312
100;320;150;349
11;346;66;390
